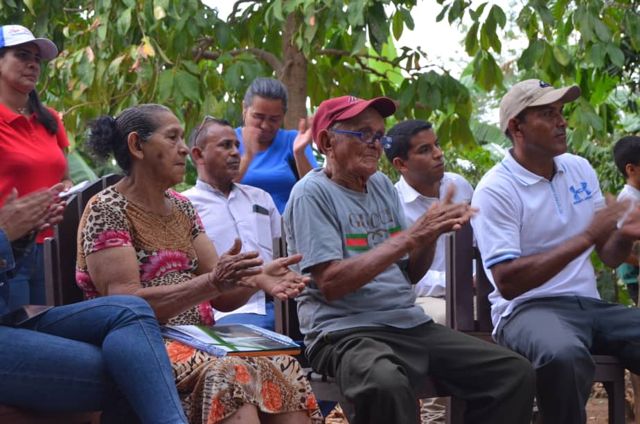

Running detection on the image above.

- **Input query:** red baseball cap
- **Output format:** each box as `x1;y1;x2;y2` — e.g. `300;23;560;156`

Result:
312;95;397;150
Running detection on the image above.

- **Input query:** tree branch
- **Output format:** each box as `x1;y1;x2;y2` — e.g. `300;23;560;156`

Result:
318;48;408;67
352;56;387;79
193;47;283;73
228;0;256;22
318;48;450;76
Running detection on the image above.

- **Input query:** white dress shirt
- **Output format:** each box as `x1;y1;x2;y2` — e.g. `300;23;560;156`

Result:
183;179;281;320
395;173;474;297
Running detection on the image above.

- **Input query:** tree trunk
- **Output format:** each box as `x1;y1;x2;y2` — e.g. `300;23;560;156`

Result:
281;11;308;129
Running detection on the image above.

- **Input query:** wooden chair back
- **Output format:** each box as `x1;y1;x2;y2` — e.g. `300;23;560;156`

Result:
444;222;492;340
444;222;626;423
44;174;122;306
272;235;304;343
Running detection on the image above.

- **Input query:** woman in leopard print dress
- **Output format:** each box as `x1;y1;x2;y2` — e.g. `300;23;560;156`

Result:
75;104;321;424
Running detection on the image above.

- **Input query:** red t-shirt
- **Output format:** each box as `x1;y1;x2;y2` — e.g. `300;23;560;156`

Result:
0;103;69;242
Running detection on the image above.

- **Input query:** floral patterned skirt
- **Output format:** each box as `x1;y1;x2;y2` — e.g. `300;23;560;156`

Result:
166;340;322;423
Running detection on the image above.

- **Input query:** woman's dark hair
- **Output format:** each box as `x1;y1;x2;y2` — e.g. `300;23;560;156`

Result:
0;47;58;134
86;104;171;174
242;77;288;112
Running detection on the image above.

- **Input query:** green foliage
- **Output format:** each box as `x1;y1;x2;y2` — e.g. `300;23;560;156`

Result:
67;150;97;182
1;0;637;306
0;0;481;159
378;153;399;184
439;0;640;146
2;0;638;156
1;0;228;150
445;142;500;187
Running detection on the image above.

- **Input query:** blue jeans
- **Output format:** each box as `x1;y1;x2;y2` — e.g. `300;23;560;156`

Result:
7;243;46;310
216;300;275;330
0;296;187;424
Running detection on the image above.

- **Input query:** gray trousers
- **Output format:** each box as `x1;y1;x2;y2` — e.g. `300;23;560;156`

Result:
309;321;535;424
496;296;640;424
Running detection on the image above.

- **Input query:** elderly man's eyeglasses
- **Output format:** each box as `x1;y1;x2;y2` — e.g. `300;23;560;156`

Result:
330;129;392;149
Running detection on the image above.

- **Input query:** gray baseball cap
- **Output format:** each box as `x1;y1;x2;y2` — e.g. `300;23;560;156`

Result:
499;79;581;134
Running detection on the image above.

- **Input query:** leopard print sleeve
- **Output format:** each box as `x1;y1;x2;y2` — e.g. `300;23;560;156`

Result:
79;187;133;257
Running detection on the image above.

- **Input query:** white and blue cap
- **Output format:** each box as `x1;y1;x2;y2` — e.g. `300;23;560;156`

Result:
0;25;58;60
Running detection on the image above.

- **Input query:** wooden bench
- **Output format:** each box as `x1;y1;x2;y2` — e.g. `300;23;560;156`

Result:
444;223;626;424
0;175;122;424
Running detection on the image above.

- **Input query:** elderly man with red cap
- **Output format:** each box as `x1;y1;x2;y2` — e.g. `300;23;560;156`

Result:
283;95;535;424
471;79;640;424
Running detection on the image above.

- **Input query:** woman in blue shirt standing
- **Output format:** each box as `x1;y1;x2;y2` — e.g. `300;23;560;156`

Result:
236;78;318;213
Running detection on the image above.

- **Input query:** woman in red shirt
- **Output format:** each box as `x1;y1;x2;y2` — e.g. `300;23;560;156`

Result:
0;25;71;310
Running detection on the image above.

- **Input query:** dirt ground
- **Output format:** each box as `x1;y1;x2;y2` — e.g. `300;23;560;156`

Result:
324;378;636;424
587;396;620;423
324;401;616;424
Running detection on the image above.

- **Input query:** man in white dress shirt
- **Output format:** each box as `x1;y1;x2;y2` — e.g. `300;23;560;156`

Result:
385;119;473;423
183;117;280;329
385;119;473;325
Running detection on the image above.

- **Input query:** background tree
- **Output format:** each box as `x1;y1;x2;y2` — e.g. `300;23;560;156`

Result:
0;1;475;161
442;0;640;190
0;0;637;189
1;0;638;301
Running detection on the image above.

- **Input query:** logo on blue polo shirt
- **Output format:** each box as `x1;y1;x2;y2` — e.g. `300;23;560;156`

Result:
569;182;592;204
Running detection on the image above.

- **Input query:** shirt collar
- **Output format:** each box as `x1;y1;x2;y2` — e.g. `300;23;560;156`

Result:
195;179;237;197
624;184;640;199
501;150;566;186
0;102;26;124
395;176;421;203
396;175;444;203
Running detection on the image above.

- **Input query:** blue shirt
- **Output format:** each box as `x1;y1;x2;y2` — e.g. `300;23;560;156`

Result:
236;128;318;213
0;230;15;314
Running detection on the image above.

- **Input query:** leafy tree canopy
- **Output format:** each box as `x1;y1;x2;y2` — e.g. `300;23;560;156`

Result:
0;0;638;190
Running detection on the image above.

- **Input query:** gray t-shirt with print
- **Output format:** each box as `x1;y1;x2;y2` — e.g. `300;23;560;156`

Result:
284;168;431;352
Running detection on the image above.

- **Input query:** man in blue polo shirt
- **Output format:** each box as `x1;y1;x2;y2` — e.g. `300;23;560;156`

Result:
472;79;640;424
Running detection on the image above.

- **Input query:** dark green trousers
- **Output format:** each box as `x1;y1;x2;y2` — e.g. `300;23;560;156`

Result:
309;321;534;424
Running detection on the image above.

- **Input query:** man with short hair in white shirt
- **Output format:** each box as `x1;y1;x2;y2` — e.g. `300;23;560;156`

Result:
385;119;473;325
385;120;473;424
472;79;640;424
183;117;280;329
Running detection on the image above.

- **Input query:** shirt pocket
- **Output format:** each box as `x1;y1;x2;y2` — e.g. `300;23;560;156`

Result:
252;210;275;256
